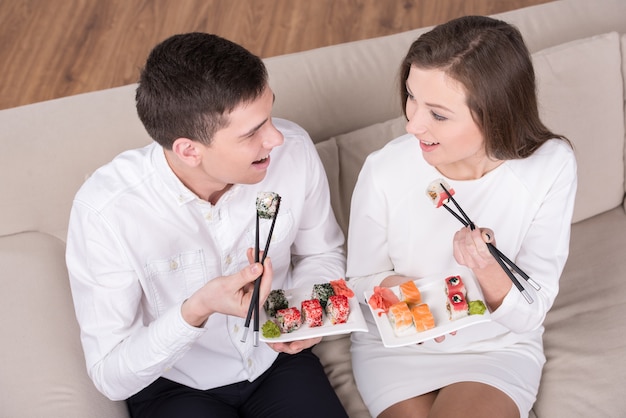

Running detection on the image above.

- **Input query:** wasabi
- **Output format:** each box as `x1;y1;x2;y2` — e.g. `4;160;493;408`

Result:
261;320;281;338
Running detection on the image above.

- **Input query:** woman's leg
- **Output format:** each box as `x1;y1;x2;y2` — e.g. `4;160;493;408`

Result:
430;382;518;418
378;391;438;418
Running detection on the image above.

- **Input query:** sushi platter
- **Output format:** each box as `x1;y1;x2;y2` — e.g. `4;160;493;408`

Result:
258;285;368;343
365;274;492;347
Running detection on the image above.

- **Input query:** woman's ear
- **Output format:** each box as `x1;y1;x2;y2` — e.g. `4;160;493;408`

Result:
171;138;202;167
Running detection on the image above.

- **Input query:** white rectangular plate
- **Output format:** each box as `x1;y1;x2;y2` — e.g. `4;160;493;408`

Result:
365;274;491;348
259;286;368;343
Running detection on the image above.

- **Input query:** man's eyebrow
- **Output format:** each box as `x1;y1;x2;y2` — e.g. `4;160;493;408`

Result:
240;118;268;138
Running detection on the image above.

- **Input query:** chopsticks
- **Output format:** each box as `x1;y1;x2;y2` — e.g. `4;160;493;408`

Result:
241;194;281;346
438;182;539;304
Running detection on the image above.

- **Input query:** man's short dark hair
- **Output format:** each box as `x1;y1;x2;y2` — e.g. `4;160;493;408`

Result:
136;33;268;149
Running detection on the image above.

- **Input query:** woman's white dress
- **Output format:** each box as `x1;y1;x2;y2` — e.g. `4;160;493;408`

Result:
346;134;577;417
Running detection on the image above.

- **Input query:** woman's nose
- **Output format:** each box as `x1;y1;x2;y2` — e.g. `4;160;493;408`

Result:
405;110;426;135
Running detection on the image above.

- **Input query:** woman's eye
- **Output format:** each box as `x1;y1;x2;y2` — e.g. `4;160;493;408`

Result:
406;90;415;101
431;111;447;121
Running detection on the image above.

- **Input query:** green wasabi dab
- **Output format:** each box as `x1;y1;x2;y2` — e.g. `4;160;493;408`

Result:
468;300;487;315
261;320;281;338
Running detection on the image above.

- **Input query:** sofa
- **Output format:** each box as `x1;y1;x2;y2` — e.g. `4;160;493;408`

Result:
1;0;625;416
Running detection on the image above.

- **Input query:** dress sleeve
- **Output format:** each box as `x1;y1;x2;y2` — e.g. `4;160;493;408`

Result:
490;147;578;333
346;155;396;303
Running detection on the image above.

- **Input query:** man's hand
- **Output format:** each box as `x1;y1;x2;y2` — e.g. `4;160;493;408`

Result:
181;256;273;327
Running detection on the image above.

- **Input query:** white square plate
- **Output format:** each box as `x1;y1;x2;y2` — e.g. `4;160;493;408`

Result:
365;274;491;347
259;286;368;343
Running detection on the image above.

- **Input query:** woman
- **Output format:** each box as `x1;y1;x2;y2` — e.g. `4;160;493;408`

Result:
347;16;577;418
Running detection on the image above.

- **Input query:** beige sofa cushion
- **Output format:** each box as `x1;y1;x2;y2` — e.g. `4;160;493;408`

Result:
317;32;625;231
623;34;626;212
0;85;151;241
534;31;625;223
0;232;128;417
316;117;406;236
536;206;626;417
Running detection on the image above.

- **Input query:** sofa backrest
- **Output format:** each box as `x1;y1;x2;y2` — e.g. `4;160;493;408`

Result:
0;0;624;243
264;0;626;234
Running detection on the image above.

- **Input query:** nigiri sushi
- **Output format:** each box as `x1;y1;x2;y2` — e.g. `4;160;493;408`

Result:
399;280;422;305
388;302;414;336
426;178;455;208
411;303;436;332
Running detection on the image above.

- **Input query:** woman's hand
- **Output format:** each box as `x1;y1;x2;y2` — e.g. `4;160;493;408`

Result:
452;226;496;269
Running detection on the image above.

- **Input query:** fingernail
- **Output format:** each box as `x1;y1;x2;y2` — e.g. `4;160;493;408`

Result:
251;264;260;275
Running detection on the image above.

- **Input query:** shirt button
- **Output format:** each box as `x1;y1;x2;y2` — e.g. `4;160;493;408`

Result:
247;359;253;368
169;260;178;270
205;212;213;221
225;255;232;265
233;324;239;333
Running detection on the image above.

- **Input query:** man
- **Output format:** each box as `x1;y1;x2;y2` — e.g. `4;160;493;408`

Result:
66;32;347;417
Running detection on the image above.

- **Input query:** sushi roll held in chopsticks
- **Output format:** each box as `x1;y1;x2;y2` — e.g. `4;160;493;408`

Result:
256;191;280;219
426;178;455;208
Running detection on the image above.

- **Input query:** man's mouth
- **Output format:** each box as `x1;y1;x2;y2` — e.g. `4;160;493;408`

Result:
253;155;269;165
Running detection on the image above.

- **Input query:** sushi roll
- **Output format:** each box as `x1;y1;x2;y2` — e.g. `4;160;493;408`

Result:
447;291;469;320
301;299;324;327
312;283;335;309
264;289;289;317
387;302;414;336
410;303;435;332
256;192;281;219
275;307;301;333
426;178;455;208
329;278;355;298
326;294;350;325
444;275;466;297
399;280;422;305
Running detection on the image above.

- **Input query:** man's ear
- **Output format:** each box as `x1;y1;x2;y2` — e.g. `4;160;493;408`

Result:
171;138;202;167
